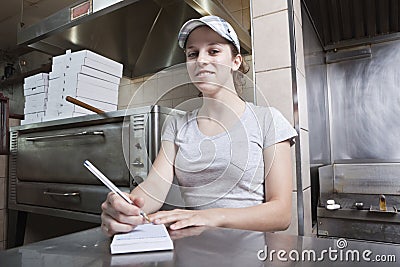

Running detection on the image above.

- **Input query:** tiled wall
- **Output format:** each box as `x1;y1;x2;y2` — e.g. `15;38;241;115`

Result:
0;155;6;250
292;0;312;236
217;0;251;32
251;0;312;236
118;65;201;111
0;118;20;250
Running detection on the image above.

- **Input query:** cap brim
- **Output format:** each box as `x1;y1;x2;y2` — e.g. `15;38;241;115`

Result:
178;19;206;49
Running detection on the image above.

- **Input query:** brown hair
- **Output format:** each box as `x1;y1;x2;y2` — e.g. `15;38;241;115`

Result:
230;44;250;96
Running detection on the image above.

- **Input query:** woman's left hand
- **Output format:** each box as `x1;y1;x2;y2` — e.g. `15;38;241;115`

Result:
168;226;208;240
149;209;221;230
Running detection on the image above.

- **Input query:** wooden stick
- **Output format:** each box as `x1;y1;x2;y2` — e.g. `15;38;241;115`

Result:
66;96;105;114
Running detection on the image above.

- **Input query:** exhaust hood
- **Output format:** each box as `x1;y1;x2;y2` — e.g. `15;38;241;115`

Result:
303;0;400;50
17;0;251;78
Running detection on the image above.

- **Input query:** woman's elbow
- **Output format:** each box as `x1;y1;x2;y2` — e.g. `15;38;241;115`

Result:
274;208;292;231
278;213;292;231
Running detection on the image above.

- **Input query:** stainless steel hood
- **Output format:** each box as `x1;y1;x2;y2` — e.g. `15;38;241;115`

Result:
17;0;251;78
303;0;400;51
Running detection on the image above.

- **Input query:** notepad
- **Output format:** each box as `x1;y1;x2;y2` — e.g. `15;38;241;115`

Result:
110;224;174;254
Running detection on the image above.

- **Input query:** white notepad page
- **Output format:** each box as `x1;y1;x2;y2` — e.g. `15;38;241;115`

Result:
110;224;174;254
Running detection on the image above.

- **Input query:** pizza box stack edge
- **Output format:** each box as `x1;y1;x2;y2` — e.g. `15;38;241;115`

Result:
45;49;123;121
22;73;49;125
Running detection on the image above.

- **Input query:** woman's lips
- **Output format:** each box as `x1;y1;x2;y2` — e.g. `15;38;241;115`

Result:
196;70;215;77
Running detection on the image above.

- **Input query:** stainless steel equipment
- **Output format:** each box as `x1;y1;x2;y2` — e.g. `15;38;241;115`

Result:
318;163;400;243
303;1;400;243
8;105;182;223
16;0;251;78
2;226;400;267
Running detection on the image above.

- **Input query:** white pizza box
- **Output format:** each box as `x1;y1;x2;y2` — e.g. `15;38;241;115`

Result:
48;77;65;92
24;77;48;88
49;71;61;80
24;93;47;113
53;64;121;84
35;78;49;87
69;84;117;104
66;81;118;104
50;72;119;92
46;103;92;116
47;77;118;105
24;85;49;96
43;111;89;122
49;64;68;80
25;92;47;103
42;110;63;121
24;73;49;87
24;105;46;114
47;96;117;114
51;56;122;79
47;75;118;105
60;111;89;119
52;54;67;66
21;112;46;125
52;50;123;77
24;78;49;89
73;56;122;78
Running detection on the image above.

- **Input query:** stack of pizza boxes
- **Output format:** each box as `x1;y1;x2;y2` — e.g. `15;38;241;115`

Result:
22;49;123;125
45;49;123;121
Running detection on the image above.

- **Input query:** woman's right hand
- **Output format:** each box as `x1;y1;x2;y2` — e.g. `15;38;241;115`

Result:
101;192;146;236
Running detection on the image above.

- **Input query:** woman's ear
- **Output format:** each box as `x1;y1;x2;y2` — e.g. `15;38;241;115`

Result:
232;54;242;71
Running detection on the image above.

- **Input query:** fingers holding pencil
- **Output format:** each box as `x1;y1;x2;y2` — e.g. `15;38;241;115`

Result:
84;160;151;236
101;192;147;236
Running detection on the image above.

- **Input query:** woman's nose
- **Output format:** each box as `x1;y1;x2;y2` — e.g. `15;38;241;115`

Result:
196;51;210;65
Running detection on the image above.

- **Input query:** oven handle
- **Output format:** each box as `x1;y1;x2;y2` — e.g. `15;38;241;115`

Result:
43;191;80;197
26;131;104;141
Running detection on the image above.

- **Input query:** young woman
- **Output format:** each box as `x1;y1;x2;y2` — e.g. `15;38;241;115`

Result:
101;16;297;236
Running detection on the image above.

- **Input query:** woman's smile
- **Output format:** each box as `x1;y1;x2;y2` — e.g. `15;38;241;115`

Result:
196;70;215;77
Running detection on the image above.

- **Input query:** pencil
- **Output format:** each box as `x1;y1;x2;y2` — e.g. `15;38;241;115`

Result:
84;160;151;223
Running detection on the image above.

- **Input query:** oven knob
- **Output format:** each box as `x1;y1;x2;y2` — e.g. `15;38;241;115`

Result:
133;176;144;184
135;143;142;149
132;158;144;167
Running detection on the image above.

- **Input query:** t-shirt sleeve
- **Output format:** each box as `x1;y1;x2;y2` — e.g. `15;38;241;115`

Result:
263;107;298;148
161;114;177;143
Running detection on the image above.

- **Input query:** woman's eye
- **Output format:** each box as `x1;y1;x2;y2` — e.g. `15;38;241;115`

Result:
186;52;197;58
209;49;219;55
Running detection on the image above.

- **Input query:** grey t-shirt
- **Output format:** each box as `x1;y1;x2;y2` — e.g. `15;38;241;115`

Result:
161;102;297;209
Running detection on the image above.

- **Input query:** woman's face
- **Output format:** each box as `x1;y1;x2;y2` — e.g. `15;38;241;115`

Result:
185;26;241;96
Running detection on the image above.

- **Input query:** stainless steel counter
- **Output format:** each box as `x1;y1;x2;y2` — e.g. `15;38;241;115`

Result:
1;226;399;266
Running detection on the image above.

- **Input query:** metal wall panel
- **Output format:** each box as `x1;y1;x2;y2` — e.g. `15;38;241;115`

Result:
328;40;400;161
303;5;331;165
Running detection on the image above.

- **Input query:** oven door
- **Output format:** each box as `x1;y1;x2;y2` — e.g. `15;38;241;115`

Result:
16;122;130;186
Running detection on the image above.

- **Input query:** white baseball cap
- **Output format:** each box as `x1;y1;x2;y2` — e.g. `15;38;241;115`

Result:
178;15;240;53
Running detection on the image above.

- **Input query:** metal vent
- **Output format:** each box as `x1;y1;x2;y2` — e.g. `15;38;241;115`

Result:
303;0;400;50
132;114;146;131
8;131;18;204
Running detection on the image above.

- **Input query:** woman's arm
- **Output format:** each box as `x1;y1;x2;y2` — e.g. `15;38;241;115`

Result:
150;141;293;232
101;140;177;235
131;140;177;213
